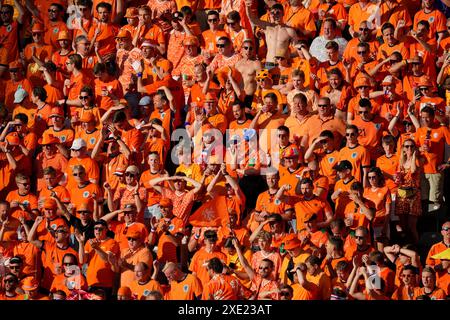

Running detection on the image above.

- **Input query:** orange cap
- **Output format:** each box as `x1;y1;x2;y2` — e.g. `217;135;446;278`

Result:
183;35;199;47
31;23;45;33
126;228;142;239
417;75;432;88
43;198;57;209
283;234;302;250
79;112;95;123
9;60;23;69
22;277;39;291
77;200;94;212
57;30;71;41
116;29;131;39
117;286;132;296
354;76;371;88
5;132;20;146
160;197;173;207
50;107;64;118
38;134;60;145
204;92;218;102
124;7;138;18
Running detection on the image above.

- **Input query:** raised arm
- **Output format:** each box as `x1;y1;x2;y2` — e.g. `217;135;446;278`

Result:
245;0;274;30
233;237;256;280
27;216;44;249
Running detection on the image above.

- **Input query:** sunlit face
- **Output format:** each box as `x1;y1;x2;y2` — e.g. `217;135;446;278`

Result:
382;28;396;45
265;173;279;188
420;111;433;127
258;261;273;278
97;7;110;22
345;129;358;144
401;269;416;286
300;183;313;197
76;40;91;55
328;74;341;88
421;271;435;288
326;48;338;61
138;9;151;24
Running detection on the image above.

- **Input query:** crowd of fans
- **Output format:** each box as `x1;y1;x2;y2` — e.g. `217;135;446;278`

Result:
0;0;449;300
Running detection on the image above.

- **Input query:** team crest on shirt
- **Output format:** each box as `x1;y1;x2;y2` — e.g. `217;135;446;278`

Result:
89;138;96;145
274;199;281;206
67;281;76;289
22;200;29;206
433;132;439;139
60;136;66;142
83;191;90;198
328;157;335;164
183;285;189;293
51;223;57;230
160;112;165;119
53;28;59;34
375;123;381;130
6;25;12;32
168;224;175;232
88;57;93;64
351;152;357;159
143;289;150;296
428;16;434;23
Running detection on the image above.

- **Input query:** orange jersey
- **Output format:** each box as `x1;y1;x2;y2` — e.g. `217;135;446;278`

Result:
337;145;371;182
202;273;245;300
351;116;389;160
165;273;203;300
376;154;399;193
294;196;332;231
87;22;119;57
129;279;163;300
414;126;450;174
84;237;120;288
189;248;227;287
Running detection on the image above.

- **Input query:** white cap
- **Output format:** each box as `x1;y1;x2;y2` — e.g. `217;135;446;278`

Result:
14;88;29;104
71;138;87;150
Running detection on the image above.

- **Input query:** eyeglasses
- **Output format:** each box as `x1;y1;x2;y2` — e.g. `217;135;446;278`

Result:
18;182;30;186
48;9;58;13
208;18;218;22
346;133;357;137
243;46;253;51
358;110;369;115
419;87;428;91
280;291;291;297
72;172;85;176
259;266;270;270
77;210;91;214
317;104;329;108
403;145;414;148
216;43;226;48
79;96;90;100
4;279;16;283
55;229;68;234
226;21;235;25
357;51;367;55
94;227;105;231
125;173;136;177
355;236;365;240
9;69;19;73
442;227;450;232
9;265;21;270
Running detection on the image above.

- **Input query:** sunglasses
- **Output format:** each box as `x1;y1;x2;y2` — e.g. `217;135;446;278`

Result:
94;227;105;231
357;51;367;55
125;173;136;177
9;266;21;270
55;229;68;234
346;133;357;137
73;172;85;176
208;18;218;22
274;56;285;60
355;236;365;240
358;111;369;114
318;104;329;108
63;262;75;266
9;69;19;73
216;44;226;48
442;227;450;231
368;176;377;180
280;291;291;297
403;145;414;148
243;46;253;50
4;279;16;283
227;21;235;25
419;87;428;91
79;96;90;100
48;9;58;13
77;210;91;214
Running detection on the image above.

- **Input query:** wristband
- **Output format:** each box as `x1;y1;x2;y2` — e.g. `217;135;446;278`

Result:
137;72;143;78
194;234;200;240
150;228;156;233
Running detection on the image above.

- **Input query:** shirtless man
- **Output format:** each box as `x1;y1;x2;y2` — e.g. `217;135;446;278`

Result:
235;39;262;106
245;0;298;69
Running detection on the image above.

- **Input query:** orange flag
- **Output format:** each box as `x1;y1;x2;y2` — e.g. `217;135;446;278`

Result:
188;195;229;227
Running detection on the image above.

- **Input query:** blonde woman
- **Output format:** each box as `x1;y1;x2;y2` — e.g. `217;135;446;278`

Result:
395;139;425;244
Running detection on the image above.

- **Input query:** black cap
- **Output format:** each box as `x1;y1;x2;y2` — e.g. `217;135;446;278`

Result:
204;230;218;240
334;160;353;172
9;256;23;265
172;11;183;20
94;219;108;227
123;203;137;212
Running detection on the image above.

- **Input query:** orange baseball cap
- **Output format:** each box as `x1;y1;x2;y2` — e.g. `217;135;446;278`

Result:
117;286;132;296
31;23;45;33
38;134;60;145
5;132;20;146
160;197;173;207
183;35;199;47
204;92;218;102
124;7;138;18
50;107;64;118
9;60;23;69
116;29;131;39
417;75;432;88
79;113;95;123
283;234;302;250
77;200;94;212
126;228;142;239
43;198;57;209
57;30;71;41
22;277;39;291
282;145;300;159
354;76;371;88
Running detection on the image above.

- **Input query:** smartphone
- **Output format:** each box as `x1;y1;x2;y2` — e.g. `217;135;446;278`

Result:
414;87;422;98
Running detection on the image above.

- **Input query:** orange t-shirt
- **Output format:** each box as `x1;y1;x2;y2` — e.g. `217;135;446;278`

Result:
189;248;227;287
414;126;450;174
129;279;163;300
84;237;120;288
87;22;119;57
165;273;203;300
119;246;153;288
